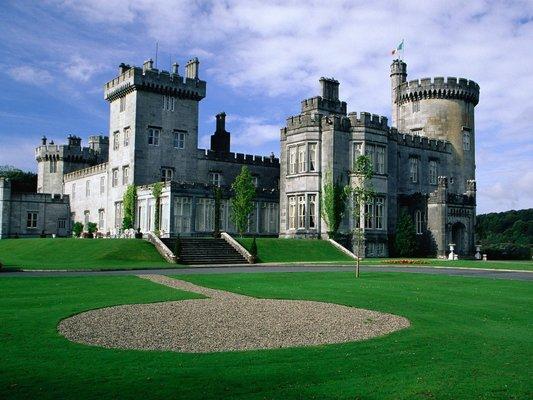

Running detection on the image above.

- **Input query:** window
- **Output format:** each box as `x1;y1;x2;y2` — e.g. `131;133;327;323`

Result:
85;180;90;197
123;127;130;146
463;131;471;151
122;166;129;185
161;168;173;182
288;196;296;229
98;209;105;230
148;128;160;146
365;144;375;172
114;202;123;229
363;196;386;230
364;201;374;229
163;95;175;111
409;157;419;183
289;147;297;174
72;183;76;199
210;172;221;187
112;169;119;187
308;194;317;229
26;212;37;229
297;195;306;229
100;176;105;194
252;176;258;187
49;159;57;173
174;131;186;149
57;219;66;229
412;101;420;113
119;96;126;112
298;145;307;173
429;160;438;185
84;211;90;227
113;131;120;150
375;146;386;174
353;142;362;163
308;143;317;172
415;210;423;235
375;197;384;229
174;197;192;233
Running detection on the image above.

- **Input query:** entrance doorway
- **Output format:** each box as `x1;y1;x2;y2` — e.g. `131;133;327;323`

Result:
451;222;466;255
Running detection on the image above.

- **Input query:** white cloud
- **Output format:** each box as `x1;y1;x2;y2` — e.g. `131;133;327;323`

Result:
63;55;103;82
6;66;53;86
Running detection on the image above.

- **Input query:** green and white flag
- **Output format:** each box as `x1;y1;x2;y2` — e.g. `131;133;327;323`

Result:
391;40;404;56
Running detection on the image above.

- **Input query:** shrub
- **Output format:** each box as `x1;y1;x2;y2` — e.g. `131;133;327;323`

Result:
250;236;258;262
384;259;425;265
484;244;530;260
72;222;84;238
87;222;98;238
394;210;417;257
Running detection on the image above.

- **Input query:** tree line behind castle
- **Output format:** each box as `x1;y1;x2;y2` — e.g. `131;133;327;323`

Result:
1;165;530;260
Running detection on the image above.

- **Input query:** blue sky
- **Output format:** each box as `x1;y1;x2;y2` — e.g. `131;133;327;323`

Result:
0;0;532;214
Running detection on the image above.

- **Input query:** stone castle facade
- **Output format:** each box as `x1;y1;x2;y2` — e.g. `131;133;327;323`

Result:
280;60;479;257
0;57;479;258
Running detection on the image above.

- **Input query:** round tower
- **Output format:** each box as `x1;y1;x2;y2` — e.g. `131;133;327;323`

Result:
392;65;480;195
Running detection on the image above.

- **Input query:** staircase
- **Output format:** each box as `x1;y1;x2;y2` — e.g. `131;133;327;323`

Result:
161;237;248;265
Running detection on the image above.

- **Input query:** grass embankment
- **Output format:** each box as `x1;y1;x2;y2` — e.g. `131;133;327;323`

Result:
365;257;533;271
0;272;531;399
0;238;171;270
237;237;354;263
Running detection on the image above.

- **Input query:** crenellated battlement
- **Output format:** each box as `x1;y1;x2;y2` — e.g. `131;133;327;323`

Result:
64;162;108;182
398;76;479;105
286;113;323;130
389;128;451;153
301;96;347;116
347;112;388;129
198;149;279;167
104;58;206;102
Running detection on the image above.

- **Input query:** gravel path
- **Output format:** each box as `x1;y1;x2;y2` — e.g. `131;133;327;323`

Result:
58;275;410;353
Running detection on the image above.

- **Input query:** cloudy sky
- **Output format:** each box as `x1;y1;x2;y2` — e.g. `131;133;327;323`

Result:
0;0;531;213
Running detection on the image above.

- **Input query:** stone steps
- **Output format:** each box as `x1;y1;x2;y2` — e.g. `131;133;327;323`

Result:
161;237;248;265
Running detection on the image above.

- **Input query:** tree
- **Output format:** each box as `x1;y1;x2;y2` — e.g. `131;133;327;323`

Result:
151;182;163;236
230;166;256;237
395;209;417;257
122;185;137;230
213;186;222;237
72;222;84;238
87;222;98;238
347;155;375;277
0;165;37;193
321;171;348;238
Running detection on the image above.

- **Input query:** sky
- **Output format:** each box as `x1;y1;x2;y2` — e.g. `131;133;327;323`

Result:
0;0;531;214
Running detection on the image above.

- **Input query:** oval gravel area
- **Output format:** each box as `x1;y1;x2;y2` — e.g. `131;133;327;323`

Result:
58;275;410;353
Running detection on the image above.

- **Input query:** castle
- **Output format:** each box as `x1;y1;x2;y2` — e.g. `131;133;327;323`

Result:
0;57;479;258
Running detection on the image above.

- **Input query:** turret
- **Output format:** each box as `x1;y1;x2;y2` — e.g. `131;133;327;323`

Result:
390;59;407;128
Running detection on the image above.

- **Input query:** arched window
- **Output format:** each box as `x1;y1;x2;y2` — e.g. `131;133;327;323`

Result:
415;210;423;235
463;131;471;151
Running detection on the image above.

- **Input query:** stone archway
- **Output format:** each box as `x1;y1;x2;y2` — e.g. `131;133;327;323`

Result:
451;222;466;255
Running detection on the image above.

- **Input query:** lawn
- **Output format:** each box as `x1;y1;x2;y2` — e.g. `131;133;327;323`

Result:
237;237;354;263
0;238;171;270
1;272;531;399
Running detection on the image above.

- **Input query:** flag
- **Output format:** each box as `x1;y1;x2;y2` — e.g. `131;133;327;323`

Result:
391;40;404;56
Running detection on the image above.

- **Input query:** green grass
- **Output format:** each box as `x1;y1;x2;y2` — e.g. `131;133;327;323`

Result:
237;237;354;263
1;272;531;399
0;238;172;270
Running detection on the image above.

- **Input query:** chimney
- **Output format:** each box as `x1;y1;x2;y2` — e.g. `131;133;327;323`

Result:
119;63;130;74
41;136;47;146
319;77;340;101
216;112;226;133
172;62;179;75
210;112;230;154
185;57;199;79
143;59;154;72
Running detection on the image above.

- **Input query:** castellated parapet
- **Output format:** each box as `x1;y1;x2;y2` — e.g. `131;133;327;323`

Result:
198;149;279;167
104;58;206;102
64;162;108;182
35;135;104;164
398;76;479;106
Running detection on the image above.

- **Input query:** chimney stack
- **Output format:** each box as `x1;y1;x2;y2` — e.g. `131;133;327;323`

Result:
210;112;230;154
